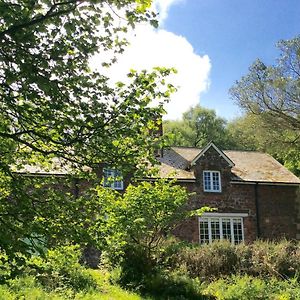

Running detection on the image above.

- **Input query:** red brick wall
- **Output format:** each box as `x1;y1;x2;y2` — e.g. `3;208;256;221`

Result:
257;185;299;240
172;147;299;244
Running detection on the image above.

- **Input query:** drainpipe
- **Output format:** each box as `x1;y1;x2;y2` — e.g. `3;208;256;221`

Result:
254;182;261;238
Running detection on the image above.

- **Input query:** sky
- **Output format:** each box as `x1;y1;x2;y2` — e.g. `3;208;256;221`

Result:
92;0;300;120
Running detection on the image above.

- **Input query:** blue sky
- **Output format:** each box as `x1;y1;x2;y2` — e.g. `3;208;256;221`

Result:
162;0;300;120
92;0;300;120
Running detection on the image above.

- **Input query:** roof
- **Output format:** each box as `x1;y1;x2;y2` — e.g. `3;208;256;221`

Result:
12;144;300;184
191;141;234;167
12;158;72;176
157;146;300;184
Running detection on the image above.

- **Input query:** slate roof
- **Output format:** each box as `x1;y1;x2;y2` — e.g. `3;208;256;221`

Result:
13;145;300;184
12;158;76;176
157;147;300;184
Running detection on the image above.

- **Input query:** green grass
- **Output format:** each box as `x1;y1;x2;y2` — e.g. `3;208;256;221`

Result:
203;275;300;300
0;270;143;300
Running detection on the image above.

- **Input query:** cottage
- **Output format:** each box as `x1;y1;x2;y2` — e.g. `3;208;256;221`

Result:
153;142;300;244
18;141;300;245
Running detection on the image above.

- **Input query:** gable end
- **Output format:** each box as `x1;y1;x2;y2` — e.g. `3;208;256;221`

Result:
190;141;235;167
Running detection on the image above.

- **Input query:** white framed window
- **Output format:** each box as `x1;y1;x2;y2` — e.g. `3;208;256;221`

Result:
203;170;221;192
199;213;245;244
103;168;123;190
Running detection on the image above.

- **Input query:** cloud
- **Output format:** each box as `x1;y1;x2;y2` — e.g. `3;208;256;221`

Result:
153;0;185;24
90;2;211;120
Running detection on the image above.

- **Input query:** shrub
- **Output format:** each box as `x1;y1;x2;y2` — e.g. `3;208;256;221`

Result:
5;276;66;300
250;240;300;278
168;239;300;281
28;245;97;292
171;240;238;280
0;249;27;283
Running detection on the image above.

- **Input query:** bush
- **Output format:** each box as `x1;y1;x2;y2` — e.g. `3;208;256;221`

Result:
28;245;98;292
170;240;238;280
168;239;300;281
142;271;212;300
0;249;27;283
3;276;66;300
115;244;156;289
250;240;300;278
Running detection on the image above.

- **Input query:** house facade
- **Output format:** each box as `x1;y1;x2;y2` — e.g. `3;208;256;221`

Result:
154;142;300;244
18;141;300;245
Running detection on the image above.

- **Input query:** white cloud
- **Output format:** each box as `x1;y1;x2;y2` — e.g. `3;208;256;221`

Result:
153;0;185;24
90;2;211;120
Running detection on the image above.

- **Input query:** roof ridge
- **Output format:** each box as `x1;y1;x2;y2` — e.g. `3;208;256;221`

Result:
170;146;201;149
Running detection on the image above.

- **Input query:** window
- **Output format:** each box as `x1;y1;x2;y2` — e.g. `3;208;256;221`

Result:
203;171;221;192
103;168;123;190
199;215;244;244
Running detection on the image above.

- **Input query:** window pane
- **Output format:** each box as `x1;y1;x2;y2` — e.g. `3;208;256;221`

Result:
212;172;220;191
222;218;232;243
203;171;220;192
204;172;211;191
211;218;220;240
103;168;113;187
199;218;209;244
233;218;243;244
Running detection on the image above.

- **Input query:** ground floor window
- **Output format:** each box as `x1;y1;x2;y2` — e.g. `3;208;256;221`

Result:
199;214;245;244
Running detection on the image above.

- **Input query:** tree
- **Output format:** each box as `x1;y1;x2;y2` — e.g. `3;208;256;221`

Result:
94;179;209;285
227;113;300;176
0;0;170;171
227;114;268;151
0;0;175;260
230;36;300;176
230;36;300;150
164;104;234;149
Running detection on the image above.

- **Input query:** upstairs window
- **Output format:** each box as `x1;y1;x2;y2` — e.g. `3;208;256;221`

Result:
103;168;123;190
203;171;221;192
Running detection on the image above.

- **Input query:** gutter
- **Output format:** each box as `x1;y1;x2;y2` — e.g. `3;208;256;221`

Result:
230;180;300;186
138;177;196;183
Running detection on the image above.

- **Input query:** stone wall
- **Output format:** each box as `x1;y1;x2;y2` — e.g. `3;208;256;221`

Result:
172;146;299;244
257;185;299;240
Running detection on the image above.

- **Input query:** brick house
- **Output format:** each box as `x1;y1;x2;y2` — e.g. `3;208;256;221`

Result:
150;141;300;244
19;141;300;245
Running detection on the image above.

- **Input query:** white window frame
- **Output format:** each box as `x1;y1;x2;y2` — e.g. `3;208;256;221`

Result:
203;170;221;192
198;213;246;244
103;168;124;190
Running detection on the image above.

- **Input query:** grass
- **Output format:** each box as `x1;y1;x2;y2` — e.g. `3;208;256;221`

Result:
0;270;144;300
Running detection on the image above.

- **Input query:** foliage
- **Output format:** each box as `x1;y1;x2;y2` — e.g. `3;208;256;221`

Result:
227;114;266;151
167;239;300;281
227;112;300;175
27;245;97;292
204;275;300;300
0;0;167;171
95;179;209;287
164;104;235;149
0;245;145;299
230;36;300;175
168;240;238;280
250;240;300;279
0;0;178;259
0;272;143;300
96;179;191;259
140;271;209;300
